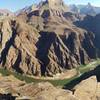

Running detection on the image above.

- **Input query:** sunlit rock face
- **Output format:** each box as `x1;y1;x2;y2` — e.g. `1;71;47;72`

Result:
47;0;64;6
44;0;69;11
0;0;99;77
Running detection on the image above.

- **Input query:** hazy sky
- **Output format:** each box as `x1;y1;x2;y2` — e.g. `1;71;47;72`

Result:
0;0;100;12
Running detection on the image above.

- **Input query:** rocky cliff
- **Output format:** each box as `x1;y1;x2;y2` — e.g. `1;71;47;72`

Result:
0;0;99;76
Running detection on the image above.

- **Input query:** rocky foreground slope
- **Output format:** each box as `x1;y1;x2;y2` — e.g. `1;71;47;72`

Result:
0;71;99;100
0;65;99;100
0;0;100;77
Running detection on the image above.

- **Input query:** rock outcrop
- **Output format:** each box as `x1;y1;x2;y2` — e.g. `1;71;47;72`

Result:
17;82;78;100
74;76;98;100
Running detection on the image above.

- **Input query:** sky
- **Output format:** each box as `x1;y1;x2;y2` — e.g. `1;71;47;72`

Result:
0;0;100;12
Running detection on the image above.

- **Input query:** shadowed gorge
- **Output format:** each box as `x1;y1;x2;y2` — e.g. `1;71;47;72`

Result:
64;65;100;90
36;31;56;75
0;22;17;66
12;50;23;74
74;14;100;51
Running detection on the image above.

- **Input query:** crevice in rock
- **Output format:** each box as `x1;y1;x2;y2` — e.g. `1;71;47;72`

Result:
0;21;17;66
28;10;39;17
41;10;50;18
82;32;97;59
79;49;85;64
36;31;56;75
53;38;64;68
61;32;76;54
12;50;23;74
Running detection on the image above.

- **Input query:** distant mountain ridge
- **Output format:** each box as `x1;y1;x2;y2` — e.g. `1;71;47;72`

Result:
15;2;100;16
0;9;13;16
0;1;100;16
70;3;100;15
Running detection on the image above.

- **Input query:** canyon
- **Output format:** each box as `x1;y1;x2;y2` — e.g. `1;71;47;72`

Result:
0;0;100;99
